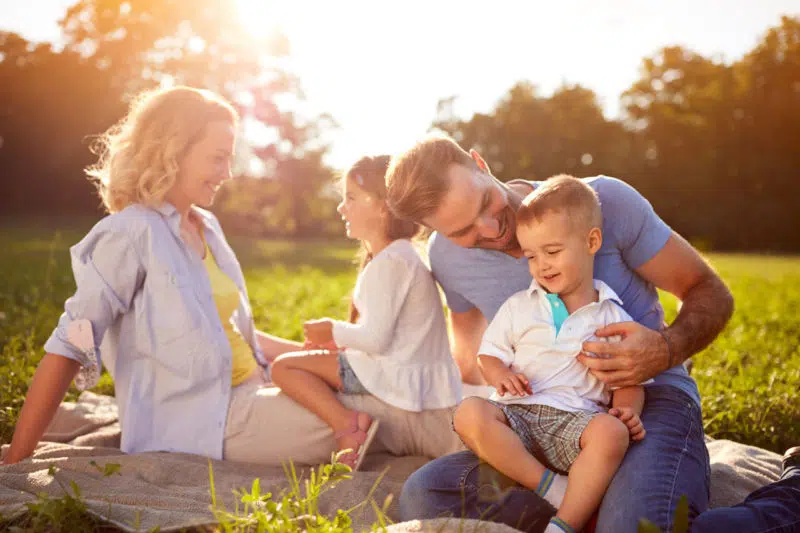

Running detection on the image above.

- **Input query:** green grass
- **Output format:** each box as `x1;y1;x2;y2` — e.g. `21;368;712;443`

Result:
662;254;800;452
1;221;798;533
1;222;798;454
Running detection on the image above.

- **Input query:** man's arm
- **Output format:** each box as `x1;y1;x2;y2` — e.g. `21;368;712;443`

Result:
449;307;488;385
637;232;734;364
580;232;734;386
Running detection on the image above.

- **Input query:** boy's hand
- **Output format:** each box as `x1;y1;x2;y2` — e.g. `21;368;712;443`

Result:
303;319;334;346
479;355;532;397
609;406;646;441
484;365;531;397
495;371;532;397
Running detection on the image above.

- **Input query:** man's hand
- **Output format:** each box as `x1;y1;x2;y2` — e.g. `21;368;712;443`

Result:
303;319;334;346
578;321;670;388
479;355;532;397
609;406;646;441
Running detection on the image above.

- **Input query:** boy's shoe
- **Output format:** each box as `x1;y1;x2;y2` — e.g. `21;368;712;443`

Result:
782;446;800;479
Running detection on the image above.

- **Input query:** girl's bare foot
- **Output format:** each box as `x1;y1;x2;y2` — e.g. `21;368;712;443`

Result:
334;411;377;469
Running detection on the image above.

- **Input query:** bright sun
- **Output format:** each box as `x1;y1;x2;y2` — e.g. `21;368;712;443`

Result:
233;0;291;39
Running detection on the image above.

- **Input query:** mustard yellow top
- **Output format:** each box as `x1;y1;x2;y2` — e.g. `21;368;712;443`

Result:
203;246;258;386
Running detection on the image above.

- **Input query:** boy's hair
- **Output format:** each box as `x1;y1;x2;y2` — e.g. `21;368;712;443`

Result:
386;134;478;223
517;174;602;232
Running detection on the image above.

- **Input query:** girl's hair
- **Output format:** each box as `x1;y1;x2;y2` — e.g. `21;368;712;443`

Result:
346;155;419;323
86;85;238;213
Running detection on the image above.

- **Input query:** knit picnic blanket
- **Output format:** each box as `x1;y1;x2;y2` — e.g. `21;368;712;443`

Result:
0;392;783;532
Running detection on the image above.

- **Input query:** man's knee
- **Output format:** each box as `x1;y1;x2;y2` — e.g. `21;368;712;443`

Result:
399;461;437;521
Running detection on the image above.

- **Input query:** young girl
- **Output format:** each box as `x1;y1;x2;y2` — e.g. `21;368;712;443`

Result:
270;155;462;470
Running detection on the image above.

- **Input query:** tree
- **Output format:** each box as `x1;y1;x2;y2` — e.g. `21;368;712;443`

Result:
621;45;739;244
621;16;800;250
0;32;124;215
0;0;340;235
433;81;633;183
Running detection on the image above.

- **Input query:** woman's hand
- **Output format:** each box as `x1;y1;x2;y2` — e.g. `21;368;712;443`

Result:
303;319;335;346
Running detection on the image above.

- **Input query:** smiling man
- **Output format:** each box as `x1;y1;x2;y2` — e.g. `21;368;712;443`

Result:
385;134;734;532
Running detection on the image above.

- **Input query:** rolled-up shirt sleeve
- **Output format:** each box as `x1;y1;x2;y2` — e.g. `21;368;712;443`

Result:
44;223;144;377
478;297;516;366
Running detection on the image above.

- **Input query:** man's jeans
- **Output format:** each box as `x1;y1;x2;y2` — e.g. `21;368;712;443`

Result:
691;466;800;533
400;385;711;533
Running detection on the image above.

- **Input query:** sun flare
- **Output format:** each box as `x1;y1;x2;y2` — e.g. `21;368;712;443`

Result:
233;0;290;39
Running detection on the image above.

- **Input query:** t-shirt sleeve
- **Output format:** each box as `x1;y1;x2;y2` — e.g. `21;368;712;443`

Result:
597;177;673;269
428;233;475;313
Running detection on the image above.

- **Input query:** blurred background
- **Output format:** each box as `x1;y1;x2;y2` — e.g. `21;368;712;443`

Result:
2;2;800;460
1;0;798;251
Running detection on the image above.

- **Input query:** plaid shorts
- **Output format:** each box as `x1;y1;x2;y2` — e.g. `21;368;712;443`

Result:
337;352;370;395
489;400;598;474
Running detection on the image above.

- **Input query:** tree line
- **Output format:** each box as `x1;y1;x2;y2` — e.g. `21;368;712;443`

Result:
434;16;799;252
1;4;797;250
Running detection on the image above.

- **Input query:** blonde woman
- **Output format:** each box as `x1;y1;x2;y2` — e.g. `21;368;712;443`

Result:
3;86;461;466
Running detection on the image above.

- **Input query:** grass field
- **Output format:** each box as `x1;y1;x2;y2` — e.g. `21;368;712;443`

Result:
1;221;798;454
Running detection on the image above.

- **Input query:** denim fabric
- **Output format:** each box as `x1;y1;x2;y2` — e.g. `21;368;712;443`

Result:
691;468;800;533
399;449;556;533
400;385;710;533
337;352;370;395
595;385;710;532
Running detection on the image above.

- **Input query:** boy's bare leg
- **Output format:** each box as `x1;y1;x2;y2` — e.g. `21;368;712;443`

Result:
453;397;547;489
556;413;630;530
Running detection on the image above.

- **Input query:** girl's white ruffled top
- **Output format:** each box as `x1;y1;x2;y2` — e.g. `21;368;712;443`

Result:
332;239;462;412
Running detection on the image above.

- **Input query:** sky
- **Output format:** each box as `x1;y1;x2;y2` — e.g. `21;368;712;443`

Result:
3;0;798;169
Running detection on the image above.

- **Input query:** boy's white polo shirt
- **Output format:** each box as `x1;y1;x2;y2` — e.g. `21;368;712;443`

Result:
479;279;633;413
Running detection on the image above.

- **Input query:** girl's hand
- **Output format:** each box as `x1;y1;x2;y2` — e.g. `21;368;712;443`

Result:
609;406;646;441
302;339;339;352
303;319;334;346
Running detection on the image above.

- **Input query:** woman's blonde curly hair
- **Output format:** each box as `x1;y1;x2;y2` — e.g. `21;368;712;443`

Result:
86;86;238;213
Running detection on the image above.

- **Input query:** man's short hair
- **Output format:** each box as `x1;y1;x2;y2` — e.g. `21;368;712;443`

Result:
386;134;477;223
517;174;602;232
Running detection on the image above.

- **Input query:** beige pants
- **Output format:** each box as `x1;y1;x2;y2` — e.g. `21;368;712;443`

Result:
223;376;464;466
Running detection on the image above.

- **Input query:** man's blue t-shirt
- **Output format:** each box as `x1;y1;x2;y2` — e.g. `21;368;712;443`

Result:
428;176;700;405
